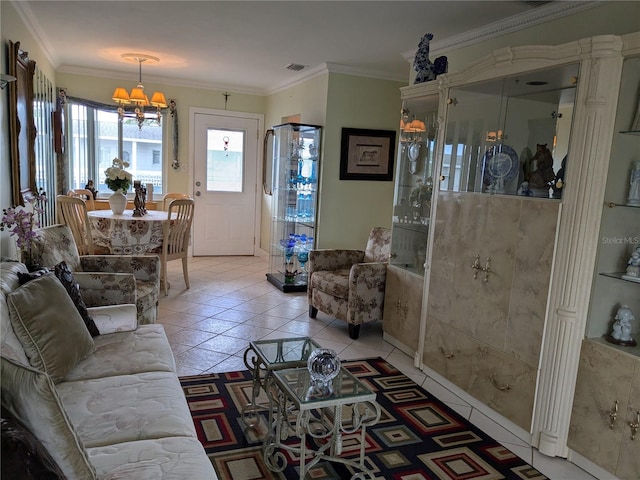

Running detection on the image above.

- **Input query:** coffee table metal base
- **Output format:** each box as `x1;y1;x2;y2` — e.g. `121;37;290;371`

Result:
263;370;380;479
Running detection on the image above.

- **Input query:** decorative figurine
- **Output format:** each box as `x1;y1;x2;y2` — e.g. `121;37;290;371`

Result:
627;160;640;206
523;143;555;197
606;305;637;347
84;180;97;199
551;155;567;199
413;33;448;84
622;246;640;282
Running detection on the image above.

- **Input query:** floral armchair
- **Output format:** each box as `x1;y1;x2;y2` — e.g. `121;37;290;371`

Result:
308;227;391;339
30;224;160;324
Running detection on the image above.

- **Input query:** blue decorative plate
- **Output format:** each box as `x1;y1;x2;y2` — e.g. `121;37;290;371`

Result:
483;144;519;185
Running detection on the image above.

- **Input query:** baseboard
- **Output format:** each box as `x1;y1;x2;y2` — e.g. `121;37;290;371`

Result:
567;449;620;480
382;332;415;358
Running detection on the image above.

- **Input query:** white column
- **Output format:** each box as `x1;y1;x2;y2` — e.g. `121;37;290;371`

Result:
532;35;625;457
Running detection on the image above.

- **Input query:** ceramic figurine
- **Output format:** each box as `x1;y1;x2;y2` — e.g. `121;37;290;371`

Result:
413;33;448;84
622;246;640;282
627;160;640;206
606;305;637;347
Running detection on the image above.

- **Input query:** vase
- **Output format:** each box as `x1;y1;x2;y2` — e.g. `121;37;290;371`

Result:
108;190;127;214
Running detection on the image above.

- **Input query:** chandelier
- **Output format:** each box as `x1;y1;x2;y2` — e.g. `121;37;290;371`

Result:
112;53;167;129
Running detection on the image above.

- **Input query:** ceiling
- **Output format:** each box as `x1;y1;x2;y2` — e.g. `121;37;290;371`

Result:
14;1;585;95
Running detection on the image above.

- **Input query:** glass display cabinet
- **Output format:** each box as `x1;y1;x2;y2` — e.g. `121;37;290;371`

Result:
383;86;440;357
440;63;578;199
266;123;322;292
568;55;640;479
390;93;439;275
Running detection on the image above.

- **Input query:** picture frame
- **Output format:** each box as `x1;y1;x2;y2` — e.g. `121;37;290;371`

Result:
8;41;37;206
340;128;396;181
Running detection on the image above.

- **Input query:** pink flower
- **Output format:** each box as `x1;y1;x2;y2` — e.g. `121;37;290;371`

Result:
1;190;47;262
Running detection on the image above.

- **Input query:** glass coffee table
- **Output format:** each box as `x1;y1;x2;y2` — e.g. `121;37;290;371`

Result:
263;366;380;480
242;337;321;426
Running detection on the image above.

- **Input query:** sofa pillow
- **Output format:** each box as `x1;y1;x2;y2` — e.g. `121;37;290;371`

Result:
0;355;96;479
1;412;68;479
18;263;100;337
53;262;100;337
6;274;95;383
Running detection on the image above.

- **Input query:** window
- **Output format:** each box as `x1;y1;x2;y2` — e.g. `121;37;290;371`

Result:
67;100;165;196
206;128;244;192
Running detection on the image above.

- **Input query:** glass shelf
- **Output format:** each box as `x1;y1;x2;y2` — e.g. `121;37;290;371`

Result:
600;272;640;283
619;130;640;136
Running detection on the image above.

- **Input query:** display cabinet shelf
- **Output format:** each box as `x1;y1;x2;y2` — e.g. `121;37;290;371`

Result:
600;272;640;283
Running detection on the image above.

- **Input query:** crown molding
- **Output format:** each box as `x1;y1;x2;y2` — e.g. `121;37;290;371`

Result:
402;1;600;61
11;0;58;68
56;65;267;96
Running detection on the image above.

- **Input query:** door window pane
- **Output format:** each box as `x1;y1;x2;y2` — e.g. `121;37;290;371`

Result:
207;128;244;192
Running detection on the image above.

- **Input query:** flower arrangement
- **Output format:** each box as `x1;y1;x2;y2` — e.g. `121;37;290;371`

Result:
105;157;132;192
0;189;47;266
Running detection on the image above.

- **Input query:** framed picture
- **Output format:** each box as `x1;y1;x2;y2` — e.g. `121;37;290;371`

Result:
8;41;37;206
340;128;396;181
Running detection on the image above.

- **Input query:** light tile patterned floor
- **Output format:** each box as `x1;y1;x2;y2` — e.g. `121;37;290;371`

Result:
160;255;600;480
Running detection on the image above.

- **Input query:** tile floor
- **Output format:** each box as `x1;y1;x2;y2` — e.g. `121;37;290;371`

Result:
159;255;605;480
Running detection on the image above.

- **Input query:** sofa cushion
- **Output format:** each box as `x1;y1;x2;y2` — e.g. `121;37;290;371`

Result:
56;371;197;448
1;413;67;479
310;269;350;299
0;262;30;366
64;325;176;382
87;437;217;480
6;274;95;383
0;355;97;479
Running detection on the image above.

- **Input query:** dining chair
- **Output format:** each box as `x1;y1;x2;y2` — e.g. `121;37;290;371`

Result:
161;193;190;211
56;195;98;256
160;198;195;295
68;189;96;211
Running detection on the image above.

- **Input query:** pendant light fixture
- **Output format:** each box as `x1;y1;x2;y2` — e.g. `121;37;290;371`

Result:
112;53;168;130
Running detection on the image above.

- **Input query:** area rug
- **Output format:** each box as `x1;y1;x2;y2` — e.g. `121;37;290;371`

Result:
179;357;547;480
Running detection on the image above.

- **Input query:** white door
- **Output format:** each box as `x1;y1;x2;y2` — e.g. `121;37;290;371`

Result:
192;110;260;255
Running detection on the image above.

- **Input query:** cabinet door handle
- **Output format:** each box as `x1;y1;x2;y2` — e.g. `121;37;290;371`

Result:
471;254;481;279
608;400;618;428
490;374;511;391
630;410;640;440
439;346;455;359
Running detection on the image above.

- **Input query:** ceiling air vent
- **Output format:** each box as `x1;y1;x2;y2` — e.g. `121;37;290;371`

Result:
286;63;306;72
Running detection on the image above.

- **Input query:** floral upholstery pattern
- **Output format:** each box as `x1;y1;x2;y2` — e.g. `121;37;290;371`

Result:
308;227;391;339
31;225;160;324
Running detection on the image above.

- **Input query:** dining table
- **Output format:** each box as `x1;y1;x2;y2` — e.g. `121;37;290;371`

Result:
87;209;173;255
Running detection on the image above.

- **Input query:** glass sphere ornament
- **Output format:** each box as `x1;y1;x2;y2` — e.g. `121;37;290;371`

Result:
307;348;340;386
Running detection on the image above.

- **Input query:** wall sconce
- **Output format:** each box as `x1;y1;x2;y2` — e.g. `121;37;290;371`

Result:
0;73;17;89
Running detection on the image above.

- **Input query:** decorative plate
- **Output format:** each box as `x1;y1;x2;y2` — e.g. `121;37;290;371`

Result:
482;144;519;184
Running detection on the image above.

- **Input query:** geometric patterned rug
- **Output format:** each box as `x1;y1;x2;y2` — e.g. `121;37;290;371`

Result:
179;357;547;480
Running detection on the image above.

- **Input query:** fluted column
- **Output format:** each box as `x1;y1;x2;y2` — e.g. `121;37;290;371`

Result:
532;35;625;457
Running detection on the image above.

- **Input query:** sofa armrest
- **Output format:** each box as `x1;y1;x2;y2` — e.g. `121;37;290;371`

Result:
74;272;137;307
87;304;138;334
309;249;365;272
349;262;388;301
80;255;160;286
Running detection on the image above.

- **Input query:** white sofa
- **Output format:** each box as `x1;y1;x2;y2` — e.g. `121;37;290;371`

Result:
0;261;217;479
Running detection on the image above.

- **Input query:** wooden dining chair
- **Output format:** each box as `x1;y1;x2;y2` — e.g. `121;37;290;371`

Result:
161;192;190;211
56;195;98;255
160;198;195;295
68;189;96;211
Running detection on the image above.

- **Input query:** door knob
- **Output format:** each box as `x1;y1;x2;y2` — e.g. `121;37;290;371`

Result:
195;191;201;197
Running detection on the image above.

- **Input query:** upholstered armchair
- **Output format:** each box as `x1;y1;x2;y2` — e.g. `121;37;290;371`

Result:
307;227;391;339
31;224;160;324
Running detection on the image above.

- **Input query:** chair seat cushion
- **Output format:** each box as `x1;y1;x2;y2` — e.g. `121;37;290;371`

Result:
310;269;350;300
